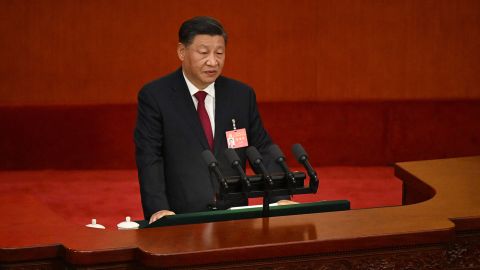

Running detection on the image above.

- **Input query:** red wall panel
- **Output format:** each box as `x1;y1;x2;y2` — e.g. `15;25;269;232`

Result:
1;0;479;105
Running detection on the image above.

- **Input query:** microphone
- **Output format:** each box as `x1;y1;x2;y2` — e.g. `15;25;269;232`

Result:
201;150;228;190
269;144;296;187
224;148;251;189
246;146;274;187
291;144;317;180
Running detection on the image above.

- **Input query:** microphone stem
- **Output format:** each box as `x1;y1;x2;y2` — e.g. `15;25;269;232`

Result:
211;164;228;190
235;164;251;188
258;162;274;187
304;159;317;179
279;162;296;185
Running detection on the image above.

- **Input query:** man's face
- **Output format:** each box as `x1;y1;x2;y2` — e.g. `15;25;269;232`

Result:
177;34;226;89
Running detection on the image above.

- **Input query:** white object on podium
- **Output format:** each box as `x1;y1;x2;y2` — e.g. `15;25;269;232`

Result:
86;219;105;229
117;216;139;230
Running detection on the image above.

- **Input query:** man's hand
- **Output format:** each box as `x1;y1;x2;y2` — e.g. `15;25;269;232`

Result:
149;210;176;224
276;200;299;206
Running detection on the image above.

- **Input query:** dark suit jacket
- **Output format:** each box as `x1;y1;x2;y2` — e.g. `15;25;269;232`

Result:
135;69;281;219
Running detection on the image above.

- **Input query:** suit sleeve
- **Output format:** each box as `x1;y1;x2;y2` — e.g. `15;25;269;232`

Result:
134;87;170;219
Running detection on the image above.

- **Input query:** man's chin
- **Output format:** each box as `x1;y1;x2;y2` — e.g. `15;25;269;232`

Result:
201;76;219;85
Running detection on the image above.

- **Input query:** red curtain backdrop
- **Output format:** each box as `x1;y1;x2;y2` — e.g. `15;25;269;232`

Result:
1;0;480;106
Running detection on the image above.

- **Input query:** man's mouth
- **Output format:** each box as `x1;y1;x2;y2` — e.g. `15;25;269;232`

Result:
205;70;217;75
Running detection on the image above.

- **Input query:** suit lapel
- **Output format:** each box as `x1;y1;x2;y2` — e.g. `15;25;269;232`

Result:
213;77;232;156
171;70;210;150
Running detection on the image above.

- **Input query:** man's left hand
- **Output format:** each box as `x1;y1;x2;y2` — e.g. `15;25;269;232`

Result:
276;200;299;205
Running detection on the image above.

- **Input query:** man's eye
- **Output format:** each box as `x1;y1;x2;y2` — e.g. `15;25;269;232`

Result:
199;51;208;54
216;51;224;55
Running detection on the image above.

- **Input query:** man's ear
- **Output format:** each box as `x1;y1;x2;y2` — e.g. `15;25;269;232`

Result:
177;43;185;61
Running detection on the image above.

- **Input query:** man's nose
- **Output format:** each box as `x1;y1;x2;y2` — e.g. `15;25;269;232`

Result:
206;53;218;66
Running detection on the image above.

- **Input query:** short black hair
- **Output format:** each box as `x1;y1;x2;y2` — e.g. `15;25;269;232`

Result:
178;16;227;46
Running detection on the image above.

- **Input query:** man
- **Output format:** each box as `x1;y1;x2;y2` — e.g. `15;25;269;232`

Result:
135;16;290;224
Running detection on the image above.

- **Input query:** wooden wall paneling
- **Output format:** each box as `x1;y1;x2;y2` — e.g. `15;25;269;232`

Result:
1;0;480;105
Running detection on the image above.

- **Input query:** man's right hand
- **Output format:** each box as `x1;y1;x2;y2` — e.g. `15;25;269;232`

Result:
149;210;176;224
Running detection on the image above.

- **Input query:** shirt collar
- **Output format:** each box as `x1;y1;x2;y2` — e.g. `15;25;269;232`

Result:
183;71;216;98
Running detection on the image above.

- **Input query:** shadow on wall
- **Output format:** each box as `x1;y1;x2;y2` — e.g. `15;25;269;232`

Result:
1;100;479;169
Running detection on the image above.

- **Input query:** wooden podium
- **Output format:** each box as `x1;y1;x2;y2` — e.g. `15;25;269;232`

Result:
1;157;480;269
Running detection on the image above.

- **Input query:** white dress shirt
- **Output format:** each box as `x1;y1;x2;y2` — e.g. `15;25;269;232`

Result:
183;72;216;137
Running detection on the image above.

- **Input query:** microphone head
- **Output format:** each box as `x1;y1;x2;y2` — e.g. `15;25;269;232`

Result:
269;144;285;162
246;146;262;165
201;150;217;167
224;148;241;166
292;143;308;162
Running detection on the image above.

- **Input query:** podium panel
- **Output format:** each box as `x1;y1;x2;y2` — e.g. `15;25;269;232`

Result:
141;200;350;228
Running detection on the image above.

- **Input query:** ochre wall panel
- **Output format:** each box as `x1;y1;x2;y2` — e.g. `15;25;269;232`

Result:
315;0;480;100
1;0;479;105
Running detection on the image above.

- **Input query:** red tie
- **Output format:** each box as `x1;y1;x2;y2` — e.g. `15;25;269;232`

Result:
194;91;214;150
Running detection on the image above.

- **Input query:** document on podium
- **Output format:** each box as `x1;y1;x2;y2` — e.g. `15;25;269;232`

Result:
229;203;278;210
